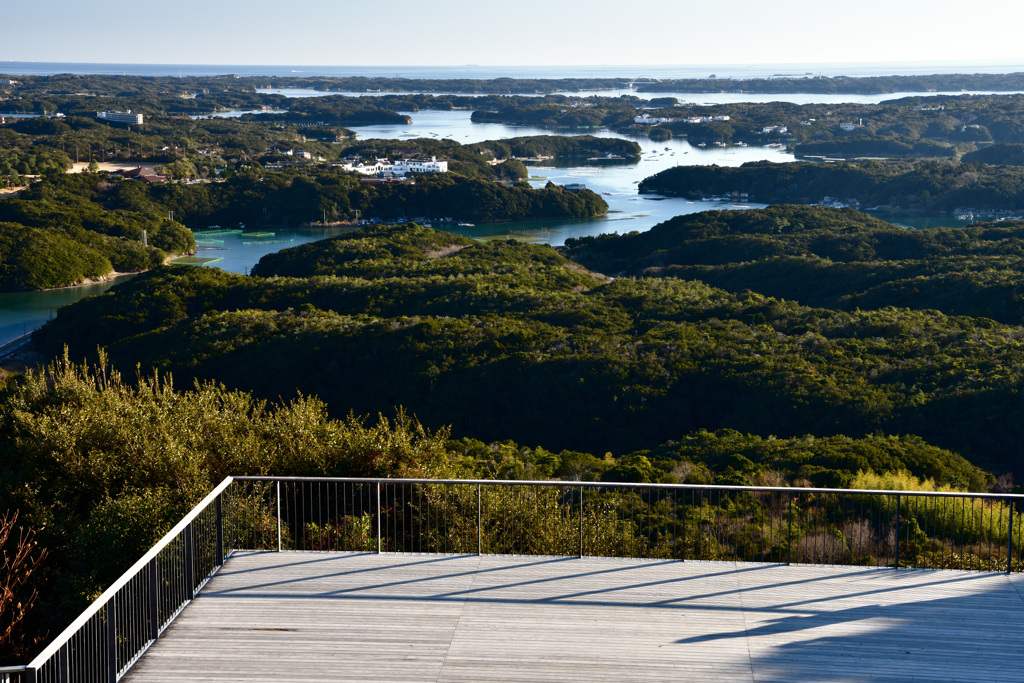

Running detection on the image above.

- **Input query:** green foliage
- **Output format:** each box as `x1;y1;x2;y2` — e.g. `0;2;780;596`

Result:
564;205;1024;325
34;222;1016;482
0;173;195;289
0;222;112;289
0;350;458;642
639;158;1024;212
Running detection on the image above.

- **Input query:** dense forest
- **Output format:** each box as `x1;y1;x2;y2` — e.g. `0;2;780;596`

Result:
31;222;1024;485
563;204;1024;323
638;159;1024;212
0;174;194;289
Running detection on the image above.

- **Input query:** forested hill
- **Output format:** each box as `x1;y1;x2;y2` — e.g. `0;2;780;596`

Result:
0;167;607;291
0;174;194;290
637;159;1024;212
563;205;1024;324
32;223;1024;482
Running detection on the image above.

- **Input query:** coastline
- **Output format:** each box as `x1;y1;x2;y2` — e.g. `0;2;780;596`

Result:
23;250;185;294
39;270;135;292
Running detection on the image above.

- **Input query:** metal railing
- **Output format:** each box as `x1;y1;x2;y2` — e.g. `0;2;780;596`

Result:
231;477;1023;573
10;476;1023;682
14;478;234;683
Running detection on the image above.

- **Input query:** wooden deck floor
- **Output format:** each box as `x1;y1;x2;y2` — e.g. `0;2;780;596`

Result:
124;551;1024;682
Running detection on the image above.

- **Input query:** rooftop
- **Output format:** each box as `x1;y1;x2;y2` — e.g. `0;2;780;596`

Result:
122;551;1024;682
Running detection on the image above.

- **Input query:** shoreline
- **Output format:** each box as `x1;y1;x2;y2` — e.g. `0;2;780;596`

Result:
37;270;135;292
16;251;185;294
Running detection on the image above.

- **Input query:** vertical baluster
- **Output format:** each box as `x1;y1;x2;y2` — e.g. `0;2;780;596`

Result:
106;601;116;683
1009;498;1016;575
681;490;687;562
787;492;792;566
276;481;282;552
897;493;905;569
579;485;584;559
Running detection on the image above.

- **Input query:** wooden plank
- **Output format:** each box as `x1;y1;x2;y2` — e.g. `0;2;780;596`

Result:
122;552;1024;683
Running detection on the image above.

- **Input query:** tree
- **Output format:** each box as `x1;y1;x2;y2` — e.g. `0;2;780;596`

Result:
0;511;47;662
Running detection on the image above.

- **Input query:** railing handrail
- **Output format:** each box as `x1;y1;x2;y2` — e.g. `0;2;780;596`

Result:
0;667;27;673
27;476;235;669
233;475;1024;501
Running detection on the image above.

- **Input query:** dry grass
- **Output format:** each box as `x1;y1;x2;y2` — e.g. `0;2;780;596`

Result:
424;244;469;259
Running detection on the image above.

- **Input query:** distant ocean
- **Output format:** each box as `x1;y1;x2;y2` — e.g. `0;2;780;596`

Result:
3;61;1024;79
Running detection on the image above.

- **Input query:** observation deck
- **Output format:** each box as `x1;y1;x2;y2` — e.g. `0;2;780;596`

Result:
121;551;1024;682
8;476;1023;683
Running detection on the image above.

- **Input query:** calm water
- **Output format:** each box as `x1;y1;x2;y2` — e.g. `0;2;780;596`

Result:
0;278;132;347
260;88;1024;105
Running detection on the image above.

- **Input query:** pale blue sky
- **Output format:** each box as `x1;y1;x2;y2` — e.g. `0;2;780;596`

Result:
2;0;1022;67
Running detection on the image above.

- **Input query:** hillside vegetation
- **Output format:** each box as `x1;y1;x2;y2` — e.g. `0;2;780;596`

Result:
638;159;1024;212
34;222;1022;482
564;205;1024;324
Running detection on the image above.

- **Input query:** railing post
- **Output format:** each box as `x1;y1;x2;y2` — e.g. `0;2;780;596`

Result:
276;481;282;552
787;492;792;566
376;482;382;554
57;645;68;683
477;484;482;556
1009;498;1016;575
148;557;160;641
106;601;117;683
25;668;36;683
215;495;224;567
184;522;195;597
680;492;685;562
894;494;901;570
579;485;584;559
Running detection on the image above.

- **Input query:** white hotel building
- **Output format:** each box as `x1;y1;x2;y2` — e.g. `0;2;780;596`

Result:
337;156;448;176
96;110;144;124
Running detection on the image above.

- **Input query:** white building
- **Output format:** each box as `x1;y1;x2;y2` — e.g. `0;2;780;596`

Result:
680;115;730;124
762;125;789;134
336;158;392;175
97;110;144;125
336;156;448;176
634;114;677;124
390;156;448;175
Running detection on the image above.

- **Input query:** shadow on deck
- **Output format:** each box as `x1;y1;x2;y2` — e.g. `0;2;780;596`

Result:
122;551;1024;682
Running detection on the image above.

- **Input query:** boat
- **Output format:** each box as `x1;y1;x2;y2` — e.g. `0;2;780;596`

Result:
458;222;475;227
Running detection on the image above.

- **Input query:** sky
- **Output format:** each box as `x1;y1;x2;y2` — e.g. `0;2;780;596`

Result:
2;0;1023;68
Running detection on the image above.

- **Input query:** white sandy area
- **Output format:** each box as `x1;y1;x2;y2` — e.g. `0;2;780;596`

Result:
70;161;144;173
0;186;26;196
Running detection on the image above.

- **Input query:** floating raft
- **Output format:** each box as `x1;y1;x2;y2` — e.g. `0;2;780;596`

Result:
242;239;292;246
193;229;243;236
170;256;223;266
243;231;276;238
